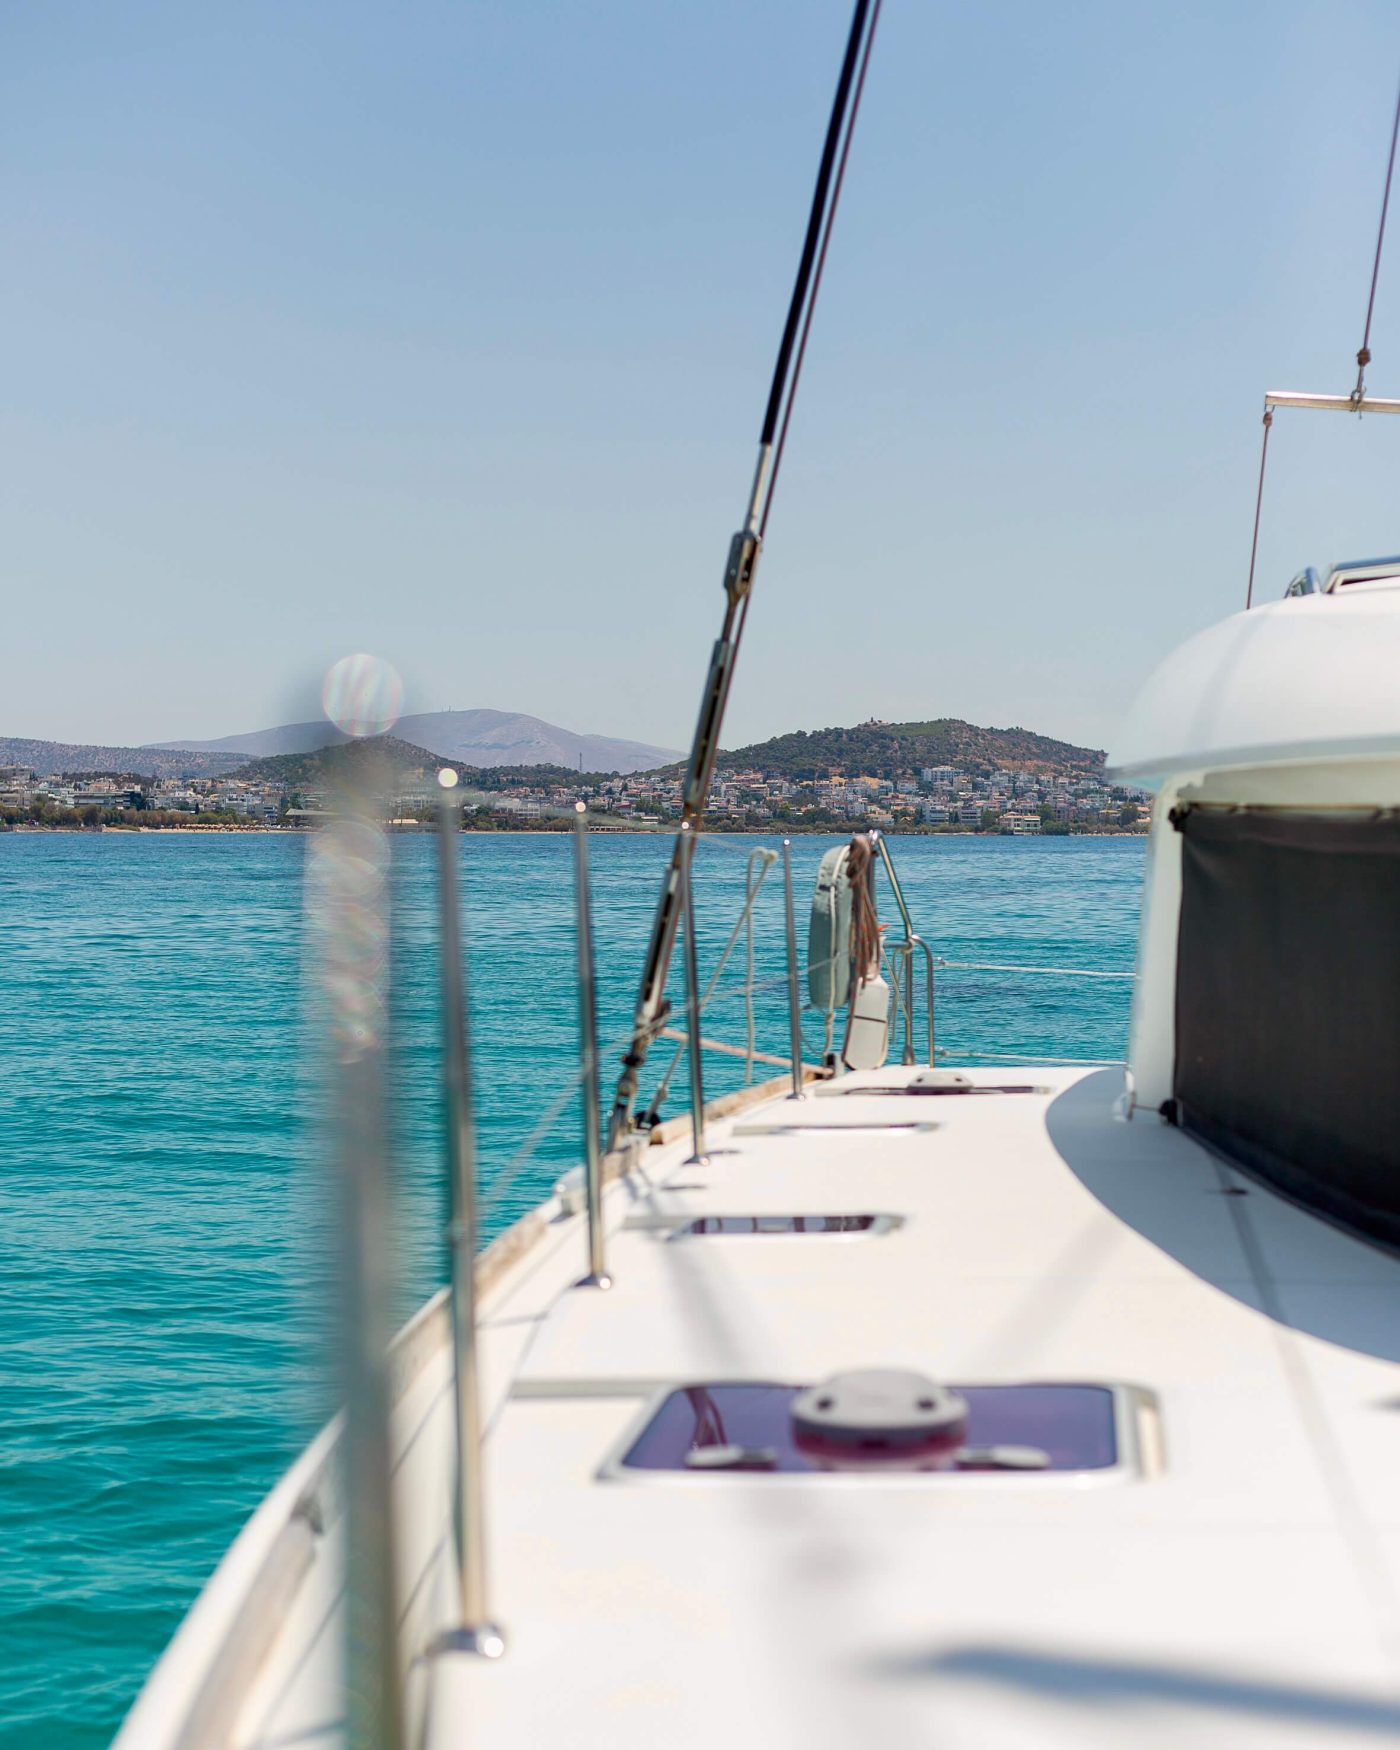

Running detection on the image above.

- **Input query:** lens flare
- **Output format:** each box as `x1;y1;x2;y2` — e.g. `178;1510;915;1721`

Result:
321;654;403;739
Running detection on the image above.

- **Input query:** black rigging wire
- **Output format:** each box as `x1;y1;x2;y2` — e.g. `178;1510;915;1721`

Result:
760;0;883;540
758;0;876;460
1244;405;1273;611
1353;75;1400;404
605;0;883;1146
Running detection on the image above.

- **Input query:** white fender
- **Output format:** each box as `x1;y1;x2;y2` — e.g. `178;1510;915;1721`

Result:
841;972;891;1071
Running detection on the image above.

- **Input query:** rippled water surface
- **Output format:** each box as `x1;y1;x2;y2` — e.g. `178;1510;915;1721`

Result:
0;830;1143;1746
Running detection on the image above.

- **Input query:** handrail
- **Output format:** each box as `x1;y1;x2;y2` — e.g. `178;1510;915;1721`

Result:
870;829;916;944
869;833;935;1066
881;935;936;1067
910;936;936;1065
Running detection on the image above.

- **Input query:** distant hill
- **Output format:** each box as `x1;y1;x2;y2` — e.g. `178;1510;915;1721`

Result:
693;718;1105;781
228;737;446;789
228;739;612;794
150;709;680;775
0;736;244;779
4;714;1100;788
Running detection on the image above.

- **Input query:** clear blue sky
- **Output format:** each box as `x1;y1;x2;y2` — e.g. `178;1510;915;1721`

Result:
4;1;1400;755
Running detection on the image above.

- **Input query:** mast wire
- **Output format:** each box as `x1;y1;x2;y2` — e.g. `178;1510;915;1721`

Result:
758;0;878;458
604;0;884;1147
759;0;883;538
1245;405;1273;609
1353;75;1400;405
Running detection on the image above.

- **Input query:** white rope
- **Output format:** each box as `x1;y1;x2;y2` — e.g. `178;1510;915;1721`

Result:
660;1027;794;1069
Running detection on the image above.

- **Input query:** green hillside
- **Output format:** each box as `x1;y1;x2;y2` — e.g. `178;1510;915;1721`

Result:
228;736;443;787
229;738;613;792
685;718;1104;781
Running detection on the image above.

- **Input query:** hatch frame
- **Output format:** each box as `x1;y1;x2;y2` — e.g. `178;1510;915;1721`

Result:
595;1378;1162;1490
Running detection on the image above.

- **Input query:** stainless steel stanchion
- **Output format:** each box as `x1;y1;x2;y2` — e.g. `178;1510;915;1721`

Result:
430;769;505;1660
573;804;611;1287
679;823;709;1165
312;774;405;1750
781;839;805;1099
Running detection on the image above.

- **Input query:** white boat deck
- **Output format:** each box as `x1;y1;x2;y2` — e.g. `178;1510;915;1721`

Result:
143;1065;1400;1750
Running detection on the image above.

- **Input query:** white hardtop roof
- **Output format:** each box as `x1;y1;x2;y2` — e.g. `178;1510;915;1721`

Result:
1107;587;1400;780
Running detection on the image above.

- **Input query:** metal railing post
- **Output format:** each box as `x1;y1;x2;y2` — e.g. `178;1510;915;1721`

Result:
573;804;611;1287
430;770;505;1661
781;839;805;1099
679;823;709;1164
312;781;405;1750
871;830;916;943
902;939;916;1067
913;935;936;1065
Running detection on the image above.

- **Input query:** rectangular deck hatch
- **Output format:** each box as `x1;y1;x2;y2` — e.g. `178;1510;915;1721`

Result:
680;1214;881;1236
734;1115;939;1136
614;1382;1123;1476
819;1083;1045;1098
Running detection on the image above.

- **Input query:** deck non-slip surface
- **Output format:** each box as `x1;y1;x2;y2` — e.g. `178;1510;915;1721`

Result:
233;1067;1400;1749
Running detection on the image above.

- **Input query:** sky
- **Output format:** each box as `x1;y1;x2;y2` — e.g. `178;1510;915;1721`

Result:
4;0;1400;757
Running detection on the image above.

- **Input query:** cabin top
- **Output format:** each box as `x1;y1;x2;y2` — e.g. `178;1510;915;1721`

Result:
1108;562;1400;784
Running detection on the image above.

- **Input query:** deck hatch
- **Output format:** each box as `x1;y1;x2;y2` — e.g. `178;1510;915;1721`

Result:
679;1215;881;1236
734;1116;938;1135
616;1382;1120;1475
821;1083;1046;1098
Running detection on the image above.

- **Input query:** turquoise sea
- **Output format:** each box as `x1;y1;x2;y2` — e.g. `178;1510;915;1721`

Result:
0;831;1143;1747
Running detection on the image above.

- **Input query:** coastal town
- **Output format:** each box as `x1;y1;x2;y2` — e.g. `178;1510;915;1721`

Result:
480;762;1150;832
0;756;1151;832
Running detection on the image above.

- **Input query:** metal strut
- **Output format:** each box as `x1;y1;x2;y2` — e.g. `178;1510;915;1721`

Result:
1245;392;1400;607
1245;76;1400;605
606;0;882;1149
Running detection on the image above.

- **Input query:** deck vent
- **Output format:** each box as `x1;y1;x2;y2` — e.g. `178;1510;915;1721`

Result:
679;1215;881;1237
615;1381;1122;1476
791;1368;969;1454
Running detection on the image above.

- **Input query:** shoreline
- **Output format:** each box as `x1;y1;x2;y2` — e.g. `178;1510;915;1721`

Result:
2;823;1150;839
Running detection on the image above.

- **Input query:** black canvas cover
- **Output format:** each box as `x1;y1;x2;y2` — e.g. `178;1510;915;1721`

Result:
1173;805;1400;1249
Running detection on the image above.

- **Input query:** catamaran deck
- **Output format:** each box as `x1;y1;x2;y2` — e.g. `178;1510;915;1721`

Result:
127;1065;1400;1749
